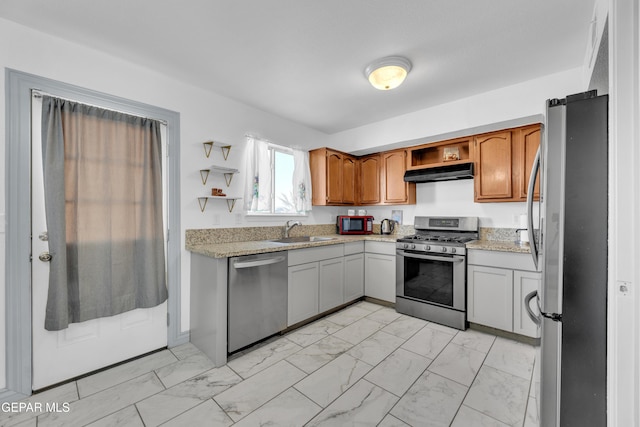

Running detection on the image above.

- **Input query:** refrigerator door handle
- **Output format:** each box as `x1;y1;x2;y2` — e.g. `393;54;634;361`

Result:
526;146;541;269
524;290;541;326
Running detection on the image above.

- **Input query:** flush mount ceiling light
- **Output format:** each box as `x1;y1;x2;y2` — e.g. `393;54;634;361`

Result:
364;56;412;90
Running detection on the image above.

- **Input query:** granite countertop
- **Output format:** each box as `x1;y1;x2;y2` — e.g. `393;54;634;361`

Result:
466;239;532;254
187;234;398;258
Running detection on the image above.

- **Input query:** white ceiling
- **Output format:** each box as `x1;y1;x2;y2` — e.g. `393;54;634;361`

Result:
0;0;595;134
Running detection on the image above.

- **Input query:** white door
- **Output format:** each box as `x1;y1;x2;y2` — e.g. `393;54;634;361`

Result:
30;94;168;390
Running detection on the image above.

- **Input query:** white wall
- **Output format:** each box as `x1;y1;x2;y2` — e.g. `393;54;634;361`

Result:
0;218;4;390
327;67;585;154
327;68;586;228
356;181;530;229
607;0;640;425
0;16;588;393
0;17;330;389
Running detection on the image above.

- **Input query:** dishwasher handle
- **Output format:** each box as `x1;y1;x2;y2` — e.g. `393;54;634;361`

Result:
233;255;286;269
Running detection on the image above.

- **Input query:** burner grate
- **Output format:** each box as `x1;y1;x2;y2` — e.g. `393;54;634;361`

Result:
399;233;477;245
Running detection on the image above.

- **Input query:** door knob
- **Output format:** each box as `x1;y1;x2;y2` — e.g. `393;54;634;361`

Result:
38;252;52;262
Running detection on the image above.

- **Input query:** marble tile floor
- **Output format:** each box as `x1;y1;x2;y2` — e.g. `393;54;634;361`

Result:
1;301;539;427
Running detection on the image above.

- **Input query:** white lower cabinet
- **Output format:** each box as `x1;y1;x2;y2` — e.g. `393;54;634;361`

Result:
467;249;541;338
513;270;541;337
343;253;364;302
319;258;345;312
467;265;513;331
364;241;396;303
287;244;345;326
343;241;365;303
288;262;320;326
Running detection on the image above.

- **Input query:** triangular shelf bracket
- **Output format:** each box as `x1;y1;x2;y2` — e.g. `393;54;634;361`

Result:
197;197;209;212
199;169;210;185
220;145;231;160
223;173;234;187
202;140;232;160
226;198;238;212
202;141;213;158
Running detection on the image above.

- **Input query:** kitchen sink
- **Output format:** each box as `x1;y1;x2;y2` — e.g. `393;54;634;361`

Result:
268;236;336;244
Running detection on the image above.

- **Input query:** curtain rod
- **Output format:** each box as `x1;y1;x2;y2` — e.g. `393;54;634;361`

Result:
244;133;270;143
31;89;168;126
244;133;305;152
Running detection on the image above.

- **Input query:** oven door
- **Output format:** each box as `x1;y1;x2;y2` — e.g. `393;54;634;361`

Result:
396;250;466;311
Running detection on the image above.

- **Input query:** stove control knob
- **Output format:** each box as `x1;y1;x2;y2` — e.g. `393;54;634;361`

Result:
403;243;409;249
441;247;447;253
410;244;416;250
426;245;431;251
451;248;457;254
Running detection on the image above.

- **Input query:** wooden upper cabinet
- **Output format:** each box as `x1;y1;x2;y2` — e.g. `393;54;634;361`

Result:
310;147;415;206
473;124;541;203
310;147;357;205
381;149;416;205
474;131;513;201
407;136;472;169
358;154;381;205
342;155;357;204
516;125;541;200
326;150;344;204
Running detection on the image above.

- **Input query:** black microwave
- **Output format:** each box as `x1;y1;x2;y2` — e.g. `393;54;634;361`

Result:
336;215;374;235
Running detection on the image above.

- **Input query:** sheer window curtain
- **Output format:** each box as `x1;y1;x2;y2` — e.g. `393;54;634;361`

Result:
292;148;312;213
243;136;272;212
41;96;168;331
243;135;312;214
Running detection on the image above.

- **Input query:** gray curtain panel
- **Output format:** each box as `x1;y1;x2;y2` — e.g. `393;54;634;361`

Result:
41;96;168;331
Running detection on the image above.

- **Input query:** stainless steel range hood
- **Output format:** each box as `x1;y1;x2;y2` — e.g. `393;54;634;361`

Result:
404;162;474;183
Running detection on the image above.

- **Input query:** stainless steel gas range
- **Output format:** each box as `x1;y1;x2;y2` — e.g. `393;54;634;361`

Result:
395;216;479;330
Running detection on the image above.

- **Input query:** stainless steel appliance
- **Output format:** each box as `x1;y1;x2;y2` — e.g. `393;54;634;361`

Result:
381;218;395;235
525;91;607;427
228;252;288;353
336;215;374;235
396;216;478;330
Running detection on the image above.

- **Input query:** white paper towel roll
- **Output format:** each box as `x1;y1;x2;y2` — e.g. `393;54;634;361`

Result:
518;213;527;228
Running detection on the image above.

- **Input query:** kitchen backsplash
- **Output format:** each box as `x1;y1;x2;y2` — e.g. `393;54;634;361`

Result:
479;227;539;242
186;223;414;246
185;225;533;247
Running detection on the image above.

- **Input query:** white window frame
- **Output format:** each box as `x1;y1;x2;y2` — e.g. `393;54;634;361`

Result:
246;143;308;217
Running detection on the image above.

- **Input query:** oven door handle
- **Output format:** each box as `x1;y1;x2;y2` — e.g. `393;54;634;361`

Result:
397;251;464;263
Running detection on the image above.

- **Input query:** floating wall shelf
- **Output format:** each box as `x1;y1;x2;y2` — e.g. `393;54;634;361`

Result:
197;196;242;213
199;166;239;186
202;140;232;159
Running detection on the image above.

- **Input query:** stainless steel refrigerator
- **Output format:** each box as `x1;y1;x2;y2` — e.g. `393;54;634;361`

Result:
525;91;608;427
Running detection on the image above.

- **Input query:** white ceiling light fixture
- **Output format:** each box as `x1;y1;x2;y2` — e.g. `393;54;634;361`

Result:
364;56;412;90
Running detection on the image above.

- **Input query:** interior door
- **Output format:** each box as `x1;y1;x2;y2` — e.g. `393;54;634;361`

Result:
30;94;168;390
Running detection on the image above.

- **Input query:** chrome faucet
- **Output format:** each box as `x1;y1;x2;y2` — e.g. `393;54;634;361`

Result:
284;220;302;238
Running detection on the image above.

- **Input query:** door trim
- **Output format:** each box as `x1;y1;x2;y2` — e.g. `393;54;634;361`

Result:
4;69;185;399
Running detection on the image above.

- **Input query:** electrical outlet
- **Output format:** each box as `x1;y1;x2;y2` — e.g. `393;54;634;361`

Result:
212;214;220;225
235;213;243;224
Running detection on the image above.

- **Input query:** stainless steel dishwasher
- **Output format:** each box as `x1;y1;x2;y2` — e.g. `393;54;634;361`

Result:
228;251;288;353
